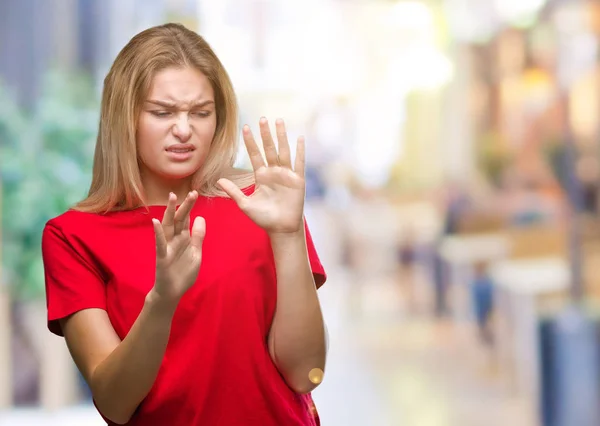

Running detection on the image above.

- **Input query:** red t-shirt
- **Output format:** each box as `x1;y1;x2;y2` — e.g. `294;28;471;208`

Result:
42;191;326;426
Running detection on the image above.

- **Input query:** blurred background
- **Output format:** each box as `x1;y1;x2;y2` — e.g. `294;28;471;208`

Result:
3;0;600;425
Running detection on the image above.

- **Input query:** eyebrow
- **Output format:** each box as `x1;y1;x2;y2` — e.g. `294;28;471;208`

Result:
146;100;215;108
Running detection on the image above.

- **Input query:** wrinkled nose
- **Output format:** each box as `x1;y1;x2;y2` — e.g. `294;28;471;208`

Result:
172;114;192;142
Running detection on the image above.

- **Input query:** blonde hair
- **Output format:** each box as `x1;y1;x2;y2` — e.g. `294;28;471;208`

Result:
75;23;253;213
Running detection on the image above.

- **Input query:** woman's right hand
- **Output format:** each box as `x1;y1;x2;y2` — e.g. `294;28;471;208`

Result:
151;191;206;304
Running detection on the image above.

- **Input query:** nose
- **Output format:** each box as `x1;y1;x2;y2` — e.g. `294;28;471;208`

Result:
172;113;192;142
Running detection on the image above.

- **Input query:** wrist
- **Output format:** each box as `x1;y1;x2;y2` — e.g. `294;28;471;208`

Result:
268;227;305;244
268;228;308;258
145;288;179;318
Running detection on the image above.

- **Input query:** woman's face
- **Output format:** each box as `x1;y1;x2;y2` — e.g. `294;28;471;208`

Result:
137;66;217;184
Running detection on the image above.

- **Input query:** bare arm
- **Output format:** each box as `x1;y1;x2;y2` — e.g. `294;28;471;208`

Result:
216;118;327;394
267;228;327;394
61;291;177;424
60;191;205;424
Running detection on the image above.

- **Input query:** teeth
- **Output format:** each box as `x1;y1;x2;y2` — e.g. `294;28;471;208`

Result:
169;149;191;153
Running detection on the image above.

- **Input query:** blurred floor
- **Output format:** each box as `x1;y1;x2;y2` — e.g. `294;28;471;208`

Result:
0;203;534;426
313;267;533;426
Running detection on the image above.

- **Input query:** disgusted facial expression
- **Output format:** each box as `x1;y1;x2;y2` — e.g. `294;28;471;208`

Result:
136;66;217;186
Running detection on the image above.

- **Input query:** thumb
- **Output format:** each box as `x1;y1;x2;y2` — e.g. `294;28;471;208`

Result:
190;216;206;249
217;178;248;207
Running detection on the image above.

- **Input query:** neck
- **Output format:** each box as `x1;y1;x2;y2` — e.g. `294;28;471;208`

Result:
141;172;194;206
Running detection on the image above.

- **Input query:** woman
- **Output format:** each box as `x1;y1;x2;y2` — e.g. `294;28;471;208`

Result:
42;23;327;425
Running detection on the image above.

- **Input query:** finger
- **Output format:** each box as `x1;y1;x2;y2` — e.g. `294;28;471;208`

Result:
179;210;191;238
152;219;168;258
182;211;191;233
161;193;177;241
190;216;206;250
242;125;266;171
217;178;248;208
275;118;292;168
259;117;279;166
294;135;306;178
174;191;198;234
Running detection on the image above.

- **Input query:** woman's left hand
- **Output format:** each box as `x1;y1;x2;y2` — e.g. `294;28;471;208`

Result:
217;118;305;235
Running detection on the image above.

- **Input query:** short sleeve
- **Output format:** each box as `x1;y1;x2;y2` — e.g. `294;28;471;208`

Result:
42;222;107;336
304;220;327;289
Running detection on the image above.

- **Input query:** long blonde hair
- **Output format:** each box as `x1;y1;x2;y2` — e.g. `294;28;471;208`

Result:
75;23;253;213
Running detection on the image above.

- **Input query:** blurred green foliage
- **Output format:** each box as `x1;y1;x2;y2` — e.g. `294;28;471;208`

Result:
0;70;99;300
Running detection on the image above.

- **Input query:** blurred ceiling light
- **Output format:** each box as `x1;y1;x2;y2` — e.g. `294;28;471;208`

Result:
384;1;434;31
379;2;453;91
353;94;404;188
444;0;499;42
445;0;547;41
389;46;454;92
495;0;548;25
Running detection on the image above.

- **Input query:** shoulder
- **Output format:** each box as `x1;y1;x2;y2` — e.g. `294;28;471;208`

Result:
45;210;93;235
46;209;105;235
42;210;108;267
43;211;101;256
42;208;146;270
44;208;139;243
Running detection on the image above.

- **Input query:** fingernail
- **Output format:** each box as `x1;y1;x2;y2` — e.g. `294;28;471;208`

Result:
276;118;283;125
243;125;250;133
260;117;267;124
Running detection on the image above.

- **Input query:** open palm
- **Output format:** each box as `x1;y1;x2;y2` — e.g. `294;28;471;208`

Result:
152;191;206;302
218;118;306;235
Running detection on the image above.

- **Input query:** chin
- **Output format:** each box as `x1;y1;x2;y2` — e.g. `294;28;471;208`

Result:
158;164;202;181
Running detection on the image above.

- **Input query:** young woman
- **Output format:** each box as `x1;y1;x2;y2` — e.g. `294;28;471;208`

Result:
42;23;327;425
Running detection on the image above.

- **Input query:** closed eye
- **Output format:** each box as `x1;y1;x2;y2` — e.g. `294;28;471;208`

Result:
151;111;172;118
192;111;213;118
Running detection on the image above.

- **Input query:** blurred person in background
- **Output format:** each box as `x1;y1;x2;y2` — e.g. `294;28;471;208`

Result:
430;182;472;317
396;226;419;313
470;261;495;346
41;23;327;426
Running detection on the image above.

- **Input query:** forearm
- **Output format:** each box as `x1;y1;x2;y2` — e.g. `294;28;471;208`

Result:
91;290;176;424
268;227;326;394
